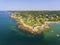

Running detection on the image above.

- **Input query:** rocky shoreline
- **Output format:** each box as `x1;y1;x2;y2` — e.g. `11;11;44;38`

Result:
11;15;52;35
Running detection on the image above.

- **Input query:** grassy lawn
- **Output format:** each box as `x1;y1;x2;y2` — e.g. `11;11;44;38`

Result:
24;20;36;26
38;22;42;26
22;17;36;26
22;17;45;26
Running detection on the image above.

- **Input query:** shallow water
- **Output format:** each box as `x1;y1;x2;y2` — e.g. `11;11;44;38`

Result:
0;12;60;45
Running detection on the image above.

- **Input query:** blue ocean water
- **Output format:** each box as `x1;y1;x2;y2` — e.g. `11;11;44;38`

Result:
0;12;60;45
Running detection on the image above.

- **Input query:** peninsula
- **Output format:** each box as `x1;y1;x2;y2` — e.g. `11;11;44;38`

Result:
11;11;60;35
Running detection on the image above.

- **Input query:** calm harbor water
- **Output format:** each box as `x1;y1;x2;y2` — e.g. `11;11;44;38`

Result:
0;12;60;45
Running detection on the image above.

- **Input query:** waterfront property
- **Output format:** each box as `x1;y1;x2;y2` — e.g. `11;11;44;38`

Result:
11;11;60;35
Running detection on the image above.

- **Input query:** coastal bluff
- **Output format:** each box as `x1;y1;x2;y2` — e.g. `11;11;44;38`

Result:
10;11;60;35
11;15;51;35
